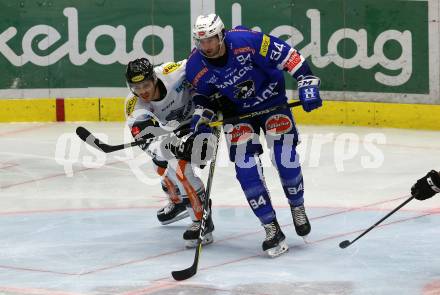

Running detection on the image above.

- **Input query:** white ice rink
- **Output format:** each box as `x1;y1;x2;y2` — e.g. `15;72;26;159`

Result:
1;122;439;295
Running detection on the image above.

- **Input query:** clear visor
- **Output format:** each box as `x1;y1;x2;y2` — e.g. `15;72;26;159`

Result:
128;79;155;95
194;34;223;53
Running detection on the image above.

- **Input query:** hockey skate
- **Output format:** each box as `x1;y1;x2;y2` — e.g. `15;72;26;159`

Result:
157;201;189;225
291;204;311;240
157;182;189;225
183;207;214;248
262;219;289;257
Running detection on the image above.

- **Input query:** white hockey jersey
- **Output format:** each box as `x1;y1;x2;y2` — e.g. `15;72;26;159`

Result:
125;59;194;131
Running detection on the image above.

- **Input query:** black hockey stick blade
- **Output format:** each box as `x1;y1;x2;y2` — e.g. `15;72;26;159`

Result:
339;195;415;249
171;244;201;281
76;126;117;153
76;126;144;153
339;240;351;249
76;126;93;142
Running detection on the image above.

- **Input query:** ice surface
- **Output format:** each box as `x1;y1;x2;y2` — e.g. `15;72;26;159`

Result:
0;122;439;295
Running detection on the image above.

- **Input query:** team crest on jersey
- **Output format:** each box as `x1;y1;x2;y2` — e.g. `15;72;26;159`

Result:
162;62;181;74
234;80;255;99
228;123;254;145
125;96;138;117
265;114;292;135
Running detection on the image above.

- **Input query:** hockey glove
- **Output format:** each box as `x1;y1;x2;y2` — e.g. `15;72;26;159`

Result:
130;118;159;150
411;170;440;200
190;106;216;134
298;75;322;112
168;133;216;166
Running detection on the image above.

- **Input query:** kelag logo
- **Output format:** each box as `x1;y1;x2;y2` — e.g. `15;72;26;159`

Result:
282;9;412;87
0;0;434;97
0;8;173;66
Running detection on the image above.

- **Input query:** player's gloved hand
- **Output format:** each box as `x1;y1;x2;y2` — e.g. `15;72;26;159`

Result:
411;170;440;200
130;118;158;150
190;106;216;134
298;75;322;112
168;133;216;166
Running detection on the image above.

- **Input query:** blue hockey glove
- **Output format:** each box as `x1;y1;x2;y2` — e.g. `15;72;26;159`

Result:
190;106;216;134
298;75;322;112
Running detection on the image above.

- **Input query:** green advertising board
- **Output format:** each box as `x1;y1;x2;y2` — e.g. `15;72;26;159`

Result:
0;0;439;103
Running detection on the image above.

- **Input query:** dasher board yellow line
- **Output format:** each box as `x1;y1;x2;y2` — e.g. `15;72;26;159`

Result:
0;98;439;130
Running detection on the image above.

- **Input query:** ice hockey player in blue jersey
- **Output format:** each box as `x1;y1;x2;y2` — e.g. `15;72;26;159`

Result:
186;14;322;257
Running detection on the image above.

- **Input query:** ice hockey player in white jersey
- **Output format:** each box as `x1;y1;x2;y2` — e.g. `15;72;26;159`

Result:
124;57;215;248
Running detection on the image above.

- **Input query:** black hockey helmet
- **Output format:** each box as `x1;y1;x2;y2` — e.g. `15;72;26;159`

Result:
125;58;155;85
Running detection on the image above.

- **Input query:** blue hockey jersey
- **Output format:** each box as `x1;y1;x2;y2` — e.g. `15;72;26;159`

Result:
186;27;310;112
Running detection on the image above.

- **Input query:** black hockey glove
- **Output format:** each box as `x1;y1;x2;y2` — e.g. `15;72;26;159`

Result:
130;118;159;150
411;170;440;200
168;132;216;166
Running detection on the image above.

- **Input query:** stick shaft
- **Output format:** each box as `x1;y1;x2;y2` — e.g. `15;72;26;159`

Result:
77;101;302;153
349;195;415;246
171;127;221;281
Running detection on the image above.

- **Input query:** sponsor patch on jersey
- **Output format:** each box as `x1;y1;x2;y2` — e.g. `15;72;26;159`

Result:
259;35;270;57
192;67;208;86
265;114;292;135
228;123;254;145
131;75;144;83
233;46;255;55
125;96;138;117
284;50;302;73
162;62;181;74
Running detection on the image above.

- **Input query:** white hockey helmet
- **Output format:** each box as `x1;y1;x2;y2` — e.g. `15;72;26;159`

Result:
193;14;225;42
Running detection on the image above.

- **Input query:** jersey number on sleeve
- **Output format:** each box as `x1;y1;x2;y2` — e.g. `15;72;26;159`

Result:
270;42;284;61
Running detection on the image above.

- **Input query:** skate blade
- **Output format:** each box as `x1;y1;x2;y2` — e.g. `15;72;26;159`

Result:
184;233;214;248
266;240;289;258
301;234;311;244
159;211;190;225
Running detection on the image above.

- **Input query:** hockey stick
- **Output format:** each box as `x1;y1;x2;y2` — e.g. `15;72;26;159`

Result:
171;126;221;281
209;100;302;127
76;100;302;153
339;195;415;249
76;126;175;153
